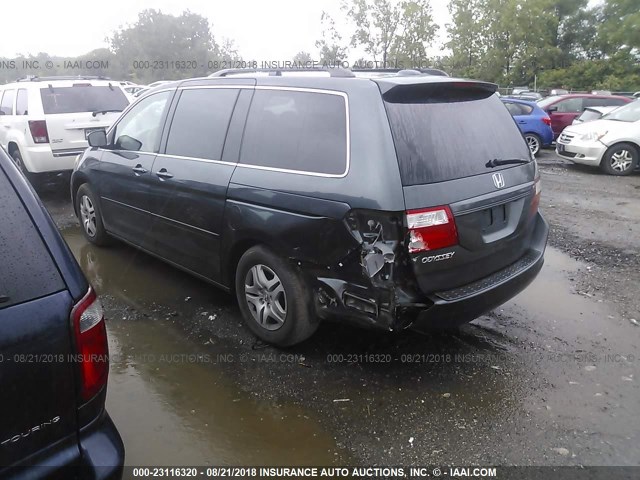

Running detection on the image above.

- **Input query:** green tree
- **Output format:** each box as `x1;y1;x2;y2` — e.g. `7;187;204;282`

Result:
598;0;640;54
109;9;221;83
392;0;438;67
315;11;349;65
341;0;437;67
446;0;482;77
292;51;313;64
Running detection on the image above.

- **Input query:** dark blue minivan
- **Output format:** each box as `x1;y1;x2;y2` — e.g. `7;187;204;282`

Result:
0;146;123;479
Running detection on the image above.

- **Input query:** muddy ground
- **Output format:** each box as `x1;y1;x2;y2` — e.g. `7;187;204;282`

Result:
40;150;640;468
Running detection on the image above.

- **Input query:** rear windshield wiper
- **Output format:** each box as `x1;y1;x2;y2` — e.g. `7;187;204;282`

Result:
92;109;123;117
485;158;530;168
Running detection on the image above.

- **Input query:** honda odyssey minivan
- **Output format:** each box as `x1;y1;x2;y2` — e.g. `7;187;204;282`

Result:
72;68;549;346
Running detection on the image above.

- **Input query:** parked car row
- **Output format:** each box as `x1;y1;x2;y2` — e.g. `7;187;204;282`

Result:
500;92;633;162
556;98;640;175
537;93;631;139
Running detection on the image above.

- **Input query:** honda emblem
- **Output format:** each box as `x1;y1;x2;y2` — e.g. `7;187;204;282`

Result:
492;172;505;189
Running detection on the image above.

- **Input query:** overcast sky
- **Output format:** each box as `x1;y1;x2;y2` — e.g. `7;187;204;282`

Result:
0;0;451;60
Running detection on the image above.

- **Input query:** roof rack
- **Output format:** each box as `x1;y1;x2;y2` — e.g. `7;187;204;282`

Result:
351;68;449;77
209;68;355;78
16;75;112;82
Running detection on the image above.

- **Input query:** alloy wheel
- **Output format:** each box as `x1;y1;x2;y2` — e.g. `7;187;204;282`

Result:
244;264;287;331
80;195;97;238
609;149;633;173
526;135;540;156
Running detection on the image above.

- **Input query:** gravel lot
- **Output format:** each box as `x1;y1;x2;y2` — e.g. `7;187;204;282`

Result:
40;150;640;468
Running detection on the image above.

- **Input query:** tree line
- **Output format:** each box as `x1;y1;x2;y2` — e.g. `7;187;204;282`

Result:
1;1;638;91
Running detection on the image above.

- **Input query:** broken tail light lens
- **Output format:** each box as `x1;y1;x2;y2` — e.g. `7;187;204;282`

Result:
542;116;551;126
406;206;458;253
28;120;49;143
71;287;109;402
530;176;542;215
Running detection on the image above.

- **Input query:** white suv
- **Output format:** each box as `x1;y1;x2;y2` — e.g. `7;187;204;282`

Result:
0;76;130;185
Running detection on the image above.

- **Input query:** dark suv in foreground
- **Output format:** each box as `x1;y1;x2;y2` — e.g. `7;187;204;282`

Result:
0;147;123;478
72;68;549;346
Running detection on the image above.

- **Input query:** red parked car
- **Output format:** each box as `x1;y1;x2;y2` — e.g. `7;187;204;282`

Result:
537;94;632;139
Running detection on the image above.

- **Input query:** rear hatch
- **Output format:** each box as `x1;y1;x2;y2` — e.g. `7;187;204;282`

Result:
39;83;129;155
379;80;540;295
0;169;80;468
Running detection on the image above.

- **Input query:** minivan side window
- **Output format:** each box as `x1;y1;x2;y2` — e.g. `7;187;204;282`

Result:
0;89;15;115
113;91;171;152
240;89;348;175
165;88;239;161
555;98;583;113
16;89;28;115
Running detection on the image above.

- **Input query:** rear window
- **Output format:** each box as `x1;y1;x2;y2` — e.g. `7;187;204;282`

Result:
384;88;530;186
40;85;129;114
577;109;602;123
503;101;533;116
0;164;65;309
239;89;348;175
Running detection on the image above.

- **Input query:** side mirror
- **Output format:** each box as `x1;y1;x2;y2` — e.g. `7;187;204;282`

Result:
115;135;142;152
547;106;558;113
88;130;108;148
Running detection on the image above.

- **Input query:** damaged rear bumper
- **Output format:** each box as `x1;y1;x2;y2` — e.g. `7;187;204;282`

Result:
311;213;548;332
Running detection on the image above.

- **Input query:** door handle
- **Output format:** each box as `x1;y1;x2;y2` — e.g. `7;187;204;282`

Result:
156;168;173;180
517;120;527;124
132;165;147;175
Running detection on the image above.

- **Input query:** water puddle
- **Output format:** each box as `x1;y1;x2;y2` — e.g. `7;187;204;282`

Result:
62;226;347;466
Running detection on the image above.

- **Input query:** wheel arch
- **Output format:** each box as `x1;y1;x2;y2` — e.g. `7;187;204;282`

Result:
608;140;640;154
7;141;19;156
71;173;90;214
224;237;281;292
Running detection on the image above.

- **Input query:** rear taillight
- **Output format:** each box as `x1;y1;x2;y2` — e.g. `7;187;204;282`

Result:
406;206;458;253
530;176;542;214
28;120;49;143
542;116;551;126
71;287;109;402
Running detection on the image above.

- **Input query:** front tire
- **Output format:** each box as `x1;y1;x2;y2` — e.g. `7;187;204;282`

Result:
235;246;318;346
75;184;111;246
524;133;541;156
600;143;638;176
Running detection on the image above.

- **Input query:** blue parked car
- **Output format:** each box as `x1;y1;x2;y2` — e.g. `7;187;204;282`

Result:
501;97;553;155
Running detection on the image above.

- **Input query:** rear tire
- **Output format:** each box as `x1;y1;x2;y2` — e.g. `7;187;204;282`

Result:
75;184;111;246
524;133;541;156
235;246;318;347
600;143;638;176
10;149;41;188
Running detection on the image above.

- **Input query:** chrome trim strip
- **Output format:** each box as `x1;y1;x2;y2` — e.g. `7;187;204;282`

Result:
154;153;237;166
179;85;252;91
52;149;86;157
101;196;219;237
114;85;351;179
